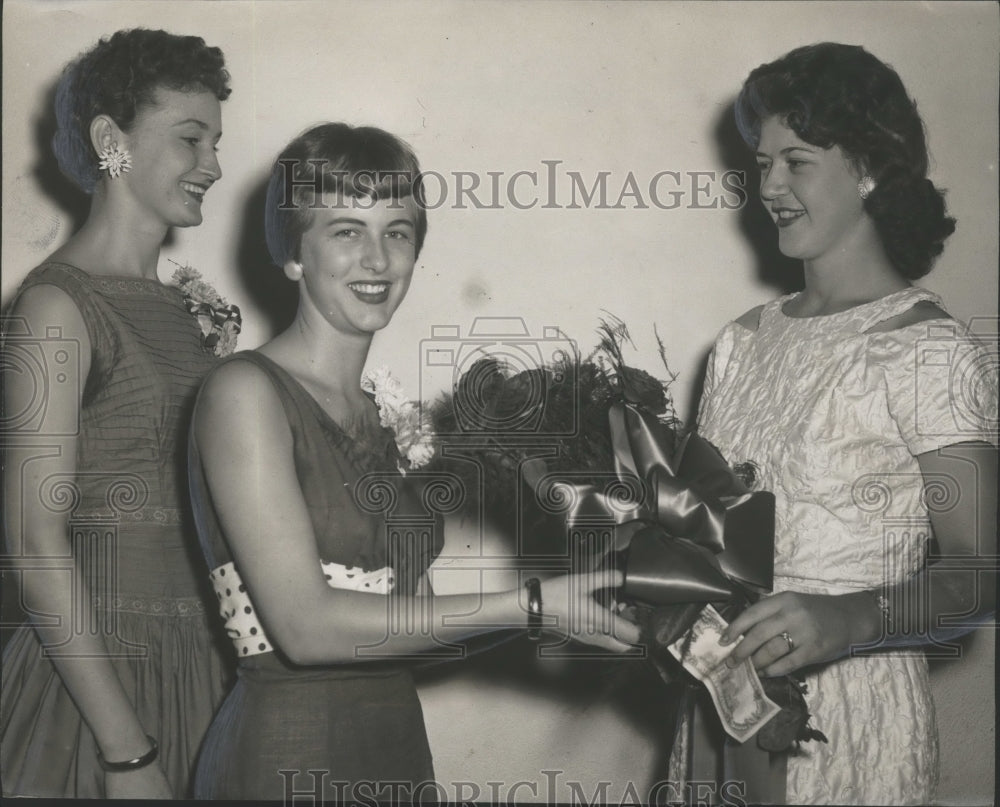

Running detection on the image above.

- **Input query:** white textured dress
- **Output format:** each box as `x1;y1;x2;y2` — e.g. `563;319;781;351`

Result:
693;286;997;805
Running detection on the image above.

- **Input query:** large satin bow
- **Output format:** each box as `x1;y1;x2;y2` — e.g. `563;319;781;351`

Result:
523;401;773;606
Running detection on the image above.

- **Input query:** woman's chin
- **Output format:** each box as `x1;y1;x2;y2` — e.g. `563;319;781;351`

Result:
169;213;204;229
349;312;396;336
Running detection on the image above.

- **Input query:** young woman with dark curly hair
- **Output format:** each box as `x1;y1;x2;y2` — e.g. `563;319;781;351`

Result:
673;43;997;805
1;28;235;798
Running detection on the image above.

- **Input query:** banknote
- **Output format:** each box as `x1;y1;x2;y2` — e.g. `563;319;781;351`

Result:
667;604;781;743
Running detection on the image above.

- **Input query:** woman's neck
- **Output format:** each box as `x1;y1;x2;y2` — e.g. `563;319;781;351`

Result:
261;311;375;420
792;236;908;317
51;192;167;280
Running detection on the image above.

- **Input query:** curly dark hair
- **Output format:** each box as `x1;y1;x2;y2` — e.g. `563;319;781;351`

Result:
735;42;955;279
53;28;231;193
264;122;428;267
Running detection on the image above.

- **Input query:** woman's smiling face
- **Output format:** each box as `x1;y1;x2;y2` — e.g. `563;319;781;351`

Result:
292;193;419;337
117;86;223;228
755;116;868;266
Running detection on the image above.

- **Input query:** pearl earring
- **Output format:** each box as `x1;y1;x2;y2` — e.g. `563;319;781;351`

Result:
284;262;303;282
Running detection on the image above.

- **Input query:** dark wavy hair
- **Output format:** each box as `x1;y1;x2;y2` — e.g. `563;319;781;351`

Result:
735;42;955;279
264;122;428;267
53;28;231;193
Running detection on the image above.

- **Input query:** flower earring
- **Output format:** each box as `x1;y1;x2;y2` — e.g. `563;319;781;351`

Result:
98;141;132;179
857;175;876;200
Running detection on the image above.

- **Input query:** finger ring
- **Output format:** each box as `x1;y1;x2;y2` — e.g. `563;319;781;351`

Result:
779;631;795;653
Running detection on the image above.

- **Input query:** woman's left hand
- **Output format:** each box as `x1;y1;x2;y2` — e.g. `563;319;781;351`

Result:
718;591;878;677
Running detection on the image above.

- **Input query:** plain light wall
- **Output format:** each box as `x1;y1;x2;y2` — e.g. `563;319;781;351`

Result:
3;1;995;803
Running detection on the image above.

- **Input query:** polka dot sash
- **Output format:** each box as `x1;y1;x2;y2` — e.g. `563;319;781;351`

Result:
209;560;396;657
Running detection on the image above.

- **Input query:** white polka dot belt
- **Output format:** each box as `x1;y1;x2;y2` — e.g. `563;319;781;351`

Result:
209;560;396;657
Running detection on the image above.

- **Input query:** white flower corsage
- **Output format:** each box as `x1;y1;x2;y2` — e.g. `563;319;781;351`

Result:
170;262;242;357
361;365;435;473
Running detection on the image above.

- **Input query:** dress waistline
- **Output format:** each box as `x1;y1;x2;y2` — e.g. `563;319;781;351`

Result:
92;594;209;616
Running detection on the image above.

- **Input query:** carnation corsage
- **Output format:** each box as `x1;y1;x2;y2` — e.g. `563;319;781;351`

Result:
171;262;242;357
362;365;435;473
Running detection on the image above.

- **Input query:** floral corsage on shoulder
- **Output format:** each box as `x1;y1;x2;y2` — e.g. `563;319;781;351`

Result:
171;262;242;357
362;365;435;473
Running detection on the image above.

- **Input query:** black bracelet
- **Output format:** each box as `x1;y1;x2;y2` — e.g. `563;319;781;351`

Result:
524;577;543;640
97;735;159;773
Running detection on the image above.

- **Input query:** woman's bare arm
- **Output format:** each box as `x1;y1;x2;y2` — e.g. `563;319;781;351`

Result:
3;284;170;795
194;360;639;666
720;441;997;675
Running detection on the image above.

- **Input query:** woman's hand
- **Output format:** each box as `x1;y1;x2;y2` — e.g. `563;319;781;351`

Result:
540;569;641;652
719;590;880;677
104;764;173;799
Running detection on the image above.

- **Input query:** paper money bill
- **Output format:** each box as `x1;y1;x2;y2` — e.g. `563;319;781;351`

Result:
667;604;781;743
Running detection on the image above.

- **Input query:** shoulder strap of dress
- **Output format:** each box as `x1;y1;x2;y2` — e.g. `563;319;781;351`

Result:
218;351;320;435
8;263;118;396
754;294;796;332
855;286;944;333
14;262;107;322
220;351;298;404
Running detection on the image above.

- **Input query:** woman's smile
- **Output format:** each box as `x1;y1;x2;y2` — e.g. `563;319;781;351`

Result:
773;206;806;227
347;281;392;303
180;180;210;205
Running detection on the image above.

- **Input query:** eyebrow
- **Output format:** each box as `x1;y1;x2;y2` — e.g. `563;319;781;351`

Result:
756;145;815;158
172;119;223;143
172;118;222;137
173;118;210;128
782;145;815;154
324;217;415;228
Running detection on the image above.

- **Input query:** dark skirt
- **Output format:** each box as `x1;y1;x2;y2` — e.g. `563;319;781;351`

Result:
193;663;435;800
1;602;230;798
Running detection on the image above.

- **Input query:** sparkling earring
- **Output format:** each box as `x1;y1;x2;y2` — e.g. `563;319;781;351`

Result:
98;141;132;179
858;175;876;200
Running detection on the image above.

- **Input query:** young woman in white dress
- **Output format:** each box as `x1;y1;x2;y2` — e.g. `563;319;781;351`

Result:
686;42;996;805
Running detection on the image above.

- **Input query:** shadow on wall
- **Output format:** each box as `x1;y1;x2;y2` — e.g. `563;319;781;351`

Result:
713;97;802;297
234;177;299;340
684;99;803;425
33;78;90;240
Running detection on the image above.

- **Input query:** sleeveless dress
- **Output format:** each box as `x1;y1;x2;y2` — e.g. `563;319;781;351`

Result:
681;286;998;805
1;262;233;797
189;351;443;801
